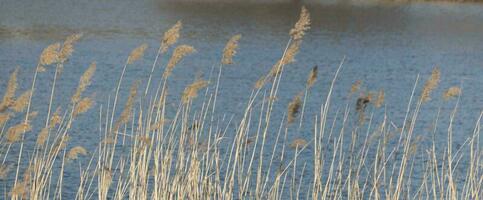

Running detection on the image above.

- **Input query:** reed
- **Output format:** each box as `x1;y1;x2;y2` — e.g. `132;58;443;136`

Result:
0;6;481;200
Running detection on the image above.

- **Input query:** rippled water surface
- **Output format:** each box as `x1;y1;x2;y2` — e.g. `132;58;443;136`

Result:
0;0;482;198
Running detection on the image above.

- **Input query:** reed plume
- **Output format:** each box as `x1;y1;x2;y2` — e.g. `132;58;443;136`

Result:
163;45;196;78
72;62;96;104
73;96;94;118
67;146;88;161
36;127;49;146
114;81;138;132
374;89;384;108
59;33;83;63
0;68;18;112
222;34;242;65
421;67;440;103
6;123;31;143
290;138;307;149
306;65;318;88
0;164;10;180
182;79;208;104
443;86;461;100
49;107;62;128
161;21;182;53
289;6;311;40
351;80;362;94
11;90;31;113
287;93;302;124
127;44;148;64
0;113;11;125
39;42;61;67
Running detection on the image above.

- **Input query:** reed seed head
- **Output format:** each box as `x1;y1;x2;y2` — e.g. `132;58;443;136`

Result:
114;81;138;132
290;138;307;149
161;21;182;53
72;62;96;104
182;79;208;104
127;43;148;64
443;86;461;101
351;80;362;94
0;68;18;112
7;123;31;144
289;6;311;40
11;90;31;113
0;164;10;180
222;34;242;65
287;93;302;124
0;112;11;125
421;67;440;103
59;33;83;63
73;96;93;117
9;182;27;197
37;127;49;146
39;42;61;66
374;89;384;108
50;107;62;128
306;65;318;88
67;146;87;160
163;45;196;78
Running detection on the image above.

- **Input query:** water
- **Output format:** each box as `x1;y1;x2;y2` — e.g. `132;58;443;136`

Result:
0;0;482;198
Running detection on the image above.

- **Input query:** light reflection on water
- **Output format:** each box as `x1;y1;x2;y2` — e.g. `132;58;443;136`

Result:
0;0;482;198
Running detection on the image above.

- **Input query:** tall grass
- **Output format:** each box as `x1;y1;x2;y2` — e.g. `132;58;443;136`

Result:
0;6;481;200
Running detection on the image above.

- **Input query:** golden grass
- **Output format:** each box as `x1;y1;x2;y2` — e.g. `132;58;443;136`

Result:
222;34;242;65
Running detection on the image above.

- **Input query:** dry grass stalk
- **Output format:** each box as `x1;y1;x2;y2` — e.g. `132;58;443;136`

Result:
443;86;461;100
222;34;242;65
306;65;318;88
73;96;93;117
290;138;307;149
7;123;31;143
11;90;31;112
182;79;208;104
161;21;182;53
351;80;362;94
37;127;49;146
59;33;83;63
127;43;148;64
0;68;18;111
287;93;302;124
421;67;440;103
289;6;311;40
374;89;385;108
114;81;138;131
67;146;88;160
72;62;96;104
163;45;196;78
39;43;61;66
